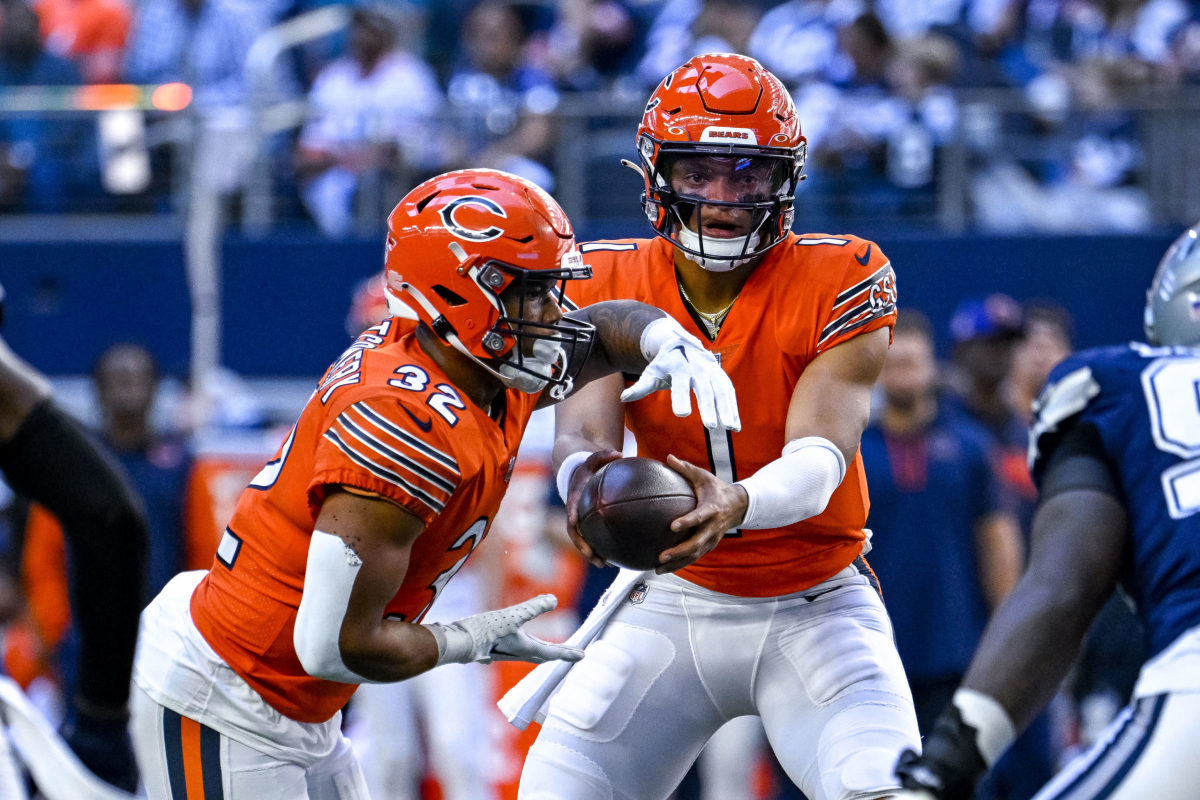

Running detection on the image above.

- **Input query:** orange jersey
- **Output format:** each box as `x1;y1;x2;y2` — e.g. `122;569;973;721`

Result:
568;234;897;596
190;319;538;723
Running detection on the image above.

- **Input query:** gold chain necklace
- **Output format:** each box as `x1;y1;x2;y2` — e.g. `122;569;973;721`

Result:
678;281;736;336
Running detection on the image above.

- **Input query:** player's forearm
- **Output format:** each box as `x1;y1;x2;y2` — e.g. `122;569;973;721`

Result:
552;380;626;472
966;489;1125;730
962;572;1100;732
568;300;666;376
336;621;441;683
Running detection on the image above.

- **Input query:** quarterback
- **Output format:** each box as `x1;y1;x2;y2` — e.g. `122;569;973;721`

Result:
518;54;919;800
128;169;739;800
895;224;1200;800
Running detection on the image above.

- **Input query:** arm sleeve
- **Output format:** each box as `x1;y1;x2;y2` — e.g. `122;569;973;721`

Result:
1037;420;1120;503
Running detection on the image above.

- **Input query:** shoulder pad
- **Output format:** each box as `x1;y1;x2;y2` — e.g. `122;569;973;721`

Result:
1028;365;1100;471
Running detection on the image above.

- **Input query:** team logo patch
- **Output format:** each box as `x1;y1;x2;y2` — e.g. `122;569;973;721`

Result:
868;266;897;314
440;195;507;242
628;582;648;604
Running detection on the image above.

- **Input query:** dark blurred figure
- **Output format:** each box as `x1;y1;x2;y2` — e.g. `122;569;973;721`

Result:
443;0;560;189
294;4;443;236
541;0;638;91
9;344;194;787
635;0;767;88
0;0;99;212
91;343;194;596
1006;301;1074;426
0;298;149;792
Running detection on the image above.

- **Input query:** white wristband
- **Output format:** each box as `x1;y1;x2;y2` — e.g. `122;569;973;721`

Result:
556;450;592;504
736;437;847;529
953;688;1016;767
426;622;473;666
638;316;703;360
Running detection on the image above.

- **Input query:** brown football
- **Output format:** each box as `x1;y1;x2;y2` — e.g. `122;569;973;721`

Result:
575;457;698;570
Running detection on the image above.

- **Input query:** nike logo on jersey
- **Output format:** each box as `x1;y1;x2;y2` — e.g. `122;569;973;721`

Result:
401;405;433;433
855;244;873;266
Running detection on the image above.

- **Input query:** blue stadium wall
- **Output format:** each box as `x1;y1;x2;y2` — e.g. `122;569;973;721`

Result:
0;230;1177;378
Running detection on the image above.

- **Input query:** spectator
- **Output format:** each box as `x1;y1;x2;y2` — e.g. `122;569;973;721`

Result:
634;0;767;88
32;0;131;84
0;0;98;212
540;0;638;92
295;4;444;236
748;0;853;86
122;0;268;202
122;0;265;112
1006;300;1073;424
861;309;1024;735
444;0;561;189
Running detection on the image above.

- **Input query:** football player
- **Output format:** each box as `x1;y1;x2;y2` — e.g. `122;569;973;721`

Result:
128;168;740;800
894;222;1200;800
0;287;149;793
517;54;920;800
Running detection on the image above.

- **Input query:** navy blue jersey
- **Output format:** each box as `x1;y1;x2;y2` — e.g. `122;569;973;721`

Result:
862;406;1007;681
1030;343;1200;657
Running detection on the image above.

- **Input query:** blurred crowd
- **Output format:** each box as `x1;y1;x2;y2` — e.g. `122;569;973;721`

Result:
0;0;1198;230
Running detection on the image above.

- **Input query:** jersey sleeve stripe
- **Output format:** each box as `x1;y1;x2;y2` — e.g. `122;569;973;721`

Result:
794;237;851;247
352;402;459;474
323;429;447;513
580;242;639;252
817;301;895;349
335;414;458;495
834;263;893;308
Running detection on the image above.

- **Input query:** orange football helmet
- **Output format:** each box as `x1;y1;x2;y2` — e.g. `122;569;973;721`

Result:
635;53;806;269
384;169;594;395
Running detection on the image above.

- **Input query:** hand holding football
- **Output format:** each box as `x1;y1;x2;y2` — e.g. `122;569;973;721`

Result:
575;457;697;570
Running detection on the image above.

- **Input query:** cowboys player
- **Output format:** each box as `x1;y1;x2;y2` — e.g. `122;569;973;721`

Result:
895;222;1200;799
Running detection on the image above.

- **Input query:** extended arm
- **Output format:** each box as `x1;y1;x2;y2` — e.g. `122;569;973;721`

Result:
546;300;740;431
294;489;582;684
896;426;1127;800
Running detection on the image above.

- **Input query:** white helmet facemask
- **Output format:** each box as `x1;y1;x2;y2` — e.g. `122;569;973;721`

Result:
498;337;571;397
676;225;763;271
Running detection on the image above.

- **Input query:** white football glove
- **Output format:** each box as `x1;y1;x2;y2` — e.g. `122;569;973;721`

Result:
426;594;584;666
621;317;741;431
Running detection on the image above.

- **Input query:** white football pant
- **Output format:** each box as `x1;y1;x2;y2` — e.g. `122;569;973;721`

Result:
132;686;369;800
518;568;920;800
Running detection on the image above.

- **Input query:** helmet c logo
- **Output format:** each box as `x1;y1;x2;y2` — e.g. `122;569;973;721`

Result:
440;196;507;242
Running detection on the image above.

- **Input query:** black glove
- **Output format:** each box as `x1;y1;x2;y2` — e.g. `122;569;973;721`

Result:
60;705;139;793
895;704;988;800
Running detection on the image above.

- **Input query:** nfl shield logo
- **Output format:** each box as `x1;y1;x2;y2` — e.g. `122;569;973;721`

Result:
628;582;648;605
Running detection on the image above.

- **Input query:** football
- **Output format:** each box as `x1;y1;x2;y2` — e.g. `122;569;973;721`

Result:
575;457;698;570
